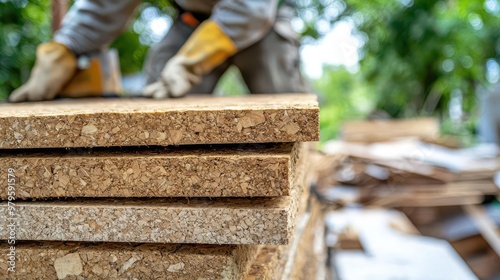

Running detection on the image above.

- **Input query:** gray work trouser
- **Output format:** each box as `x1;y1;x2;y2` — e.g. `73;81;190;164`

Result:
143;18;307;94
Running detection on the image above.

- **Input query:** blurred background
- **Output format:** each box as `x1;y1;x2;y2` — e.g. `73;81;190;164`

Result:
2;0;500;144
2;1;500;278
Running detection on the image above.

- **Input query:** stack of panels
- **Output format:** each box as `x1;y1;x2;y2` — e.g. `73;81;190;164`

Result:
0;94;320;279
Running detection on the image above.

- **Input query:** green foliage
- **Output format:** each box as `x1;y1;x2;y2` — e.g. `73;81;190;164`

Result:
111;1;175;75
213;66;249;96
299;0;500;118
110;30;148;75
294;0;500;142
342;0;500;118
314;66;373;141
0;0;51;100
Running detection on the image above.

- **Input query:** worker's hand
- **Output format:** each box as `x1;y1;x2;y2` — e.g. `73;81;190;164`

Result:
143;56;201;98
142;20;237;98
9;42;77;102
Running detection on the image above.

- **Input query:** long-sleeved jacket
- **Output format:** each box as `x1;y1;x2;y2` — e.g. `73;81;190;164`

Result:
54;0;279;56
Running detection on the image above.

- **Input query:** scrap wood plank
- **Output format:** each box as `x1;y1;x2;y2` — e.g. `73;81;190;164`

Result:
0;143;298;198
0;242;259;279
463;204;500;256
341;117;439;143
396;181;499;195
366;191;483;208
330;209;477;280
0;94;319;149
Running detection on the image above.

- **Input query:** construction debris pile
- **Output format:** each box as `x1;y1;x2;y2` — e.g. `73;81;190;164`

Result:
0;94;326;279
313;118;500;280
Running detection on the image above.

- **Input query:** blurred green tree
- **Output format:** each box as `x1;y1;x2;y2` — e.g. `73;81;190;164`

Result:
0;0;51;100
297;0;500;119
315;65;373;141
111;0;175;75
351;0;500;119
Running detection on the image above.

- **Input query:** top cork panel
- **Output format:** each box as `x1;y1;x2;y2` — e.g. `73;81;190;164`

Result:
0;94;319;149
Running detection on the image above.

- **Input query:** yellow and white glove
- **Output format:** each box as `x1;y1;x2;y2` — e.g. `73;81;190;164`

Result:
9;42;77;102
143;20;237;98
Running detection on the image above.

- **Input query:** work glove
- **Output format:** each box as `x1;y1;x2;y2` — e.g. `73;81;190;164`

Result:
143;20;237;98
9;42;77;102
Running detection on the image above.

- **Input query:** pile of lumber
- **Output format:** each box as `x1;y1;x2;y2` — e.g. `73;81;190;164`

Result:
403;205;500;279
312;118;500;279
326;208;478;279
0;94;326;279
315;118;499;208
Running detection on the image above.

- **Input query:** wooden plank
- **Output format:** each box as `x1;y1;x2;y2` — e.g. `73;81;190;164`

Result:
463;204;500;256
367;192;483;208
396;181;499;195
0;242;259;279
0;143;298;198
331;209;477;280
341;118;439;143
0;94;319;149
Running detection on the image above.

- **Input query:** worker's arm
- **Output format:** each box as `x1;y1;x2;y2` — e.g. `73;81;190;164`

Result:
143;0;278;98
55;0;141;55
9;0;140;102
212;0;278;50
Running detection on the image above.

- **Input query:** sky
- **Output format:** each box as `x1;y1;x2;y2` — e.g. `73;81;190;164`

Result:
299;20;361;79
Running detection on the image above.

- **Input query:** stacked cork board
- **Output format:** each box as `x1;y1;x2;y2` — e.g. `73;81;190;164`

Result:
0;94;322;279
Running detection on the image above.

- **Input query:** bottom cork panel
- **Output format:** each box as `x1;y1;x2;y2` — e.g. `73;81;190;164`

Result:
246;197;326;280
0;242;259;279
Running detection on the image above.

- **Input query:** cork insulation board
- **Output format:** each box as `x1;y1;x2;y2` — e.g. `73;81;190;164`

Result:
0;146;306;245
0;242;259;279
0;143;299;199
0;94;319;149
0;172;305;246
246;197;326;280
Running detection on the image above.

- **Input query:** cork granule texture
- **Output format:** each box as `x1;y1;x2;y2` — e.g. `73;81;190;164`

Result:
0;146;306;245
245;198;325;280
0;197;291;245
0;143;298;198
0;146;312;278
246;147;325;280
0;94;319;149
0;242;259;279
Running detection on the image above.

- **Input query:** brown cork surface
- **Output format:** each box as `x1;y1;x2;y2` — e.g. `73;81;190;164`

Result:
245;246;285;280
286;198;327;280
0;196;294;245
0;145;306;246
246;197;326;280
0;143;298;199
246;152;314;280
0;94;319;149
0;242;259;279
